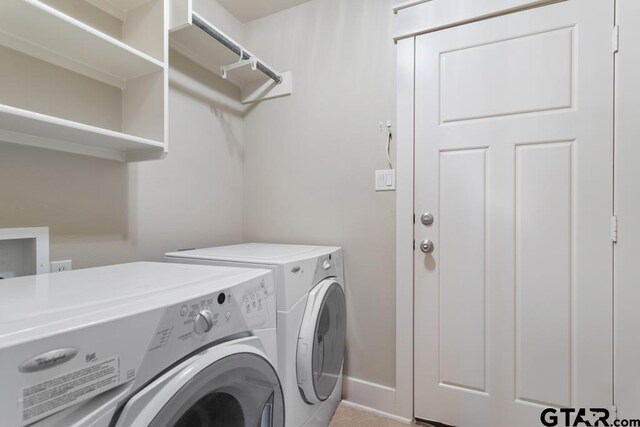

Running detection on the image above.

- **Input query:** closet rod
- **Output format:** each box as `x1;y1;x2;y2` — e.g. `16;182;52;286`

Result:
192;13;283;84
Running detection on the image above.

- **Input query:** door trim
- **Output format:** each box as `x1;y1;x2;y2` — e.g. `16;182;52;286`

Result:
393;0;564;41
395;36;415;422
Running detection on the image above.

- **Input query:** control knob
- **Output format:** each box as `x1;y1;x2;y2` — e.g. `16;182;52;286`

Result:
194;309;214;335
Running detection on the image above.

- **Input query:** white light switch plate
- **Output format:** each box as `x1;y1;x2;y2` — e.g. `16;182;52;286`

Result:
375;169;396;191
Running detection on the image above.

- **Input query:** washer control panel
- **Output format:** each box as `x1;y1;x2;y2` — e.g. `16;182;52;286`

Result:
139;272;276;382
312;250;344;285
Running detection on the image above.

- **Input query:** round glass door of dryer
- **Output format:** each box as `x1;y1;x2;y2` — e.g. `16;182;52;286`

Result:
150;353;283;427
116;349;284;427
296;279;347;403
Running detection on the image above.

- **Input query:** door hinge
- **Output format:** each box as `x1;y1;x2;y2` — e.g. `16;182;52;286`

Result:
613;25;619;53
612;405;618;421
413;213;416;224
611;215;618;243
413;239;415;250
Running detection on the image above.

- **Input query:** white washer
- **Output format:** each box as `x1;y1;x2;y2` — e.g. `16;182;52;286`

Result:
0;262;283;427
166;244;346;427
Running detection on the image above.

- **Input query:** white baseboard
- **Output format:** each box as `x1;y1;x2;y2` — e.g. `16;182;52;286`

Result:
341;376;413;424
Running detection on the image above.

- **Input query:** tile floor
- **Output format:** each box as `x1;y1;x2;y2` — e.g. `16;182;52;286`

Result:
329;403;421;427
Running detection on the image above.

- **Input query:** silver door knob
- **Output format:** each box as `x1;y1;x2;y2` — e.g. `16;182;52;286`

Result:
420;213;434;226
420;239;434;254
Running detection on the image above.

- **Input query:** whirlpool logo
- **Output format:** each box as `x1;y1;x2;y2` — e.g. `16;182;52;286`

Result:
18;347;78;373
541;408;640;427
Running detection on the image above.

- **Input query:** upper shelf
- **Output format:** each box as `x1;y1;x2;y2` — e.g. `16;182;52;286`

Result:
0;104;165;162
169;5;292;104
0;0;164;89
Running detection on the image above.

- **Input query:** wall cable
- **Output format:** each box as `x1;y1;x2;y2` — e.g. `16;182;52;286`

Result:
386;124;393;170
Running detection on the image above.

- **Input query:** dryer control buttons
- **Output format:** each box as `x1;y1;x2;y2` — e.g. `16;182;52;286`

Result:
194;309;214;335
322;260;331;270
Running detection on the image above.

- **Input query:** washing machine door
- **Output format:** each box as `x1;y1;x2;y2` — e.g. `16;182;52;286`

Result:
115;342;284;427
296;279;347;404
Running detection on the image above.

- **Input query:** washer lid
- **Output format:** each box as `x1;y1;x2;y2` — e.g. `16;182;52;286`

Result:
0;262;269;340
166;243;340;265
115;341;284;427
296;279;346;404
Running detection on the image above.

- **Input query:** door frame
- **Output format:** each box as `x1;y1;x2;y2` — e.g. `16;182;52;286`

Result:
394;35;415;423
393;0;616;423
393;1;592;422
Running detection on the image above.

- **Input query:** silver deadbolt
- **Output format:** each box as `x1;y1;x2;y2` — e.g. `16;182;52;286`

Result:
420;239;434;254
420;213;434;226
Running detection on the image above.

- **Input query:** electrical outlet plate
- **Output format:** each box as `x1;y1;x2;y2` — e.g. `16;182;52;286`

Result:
375;169;396;191
50;260;72;273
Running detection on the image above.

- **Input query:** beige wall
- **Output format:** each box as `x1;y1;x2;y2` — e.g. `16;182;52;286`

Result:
242;0;397;387
0;0;398;389
0;51;245;267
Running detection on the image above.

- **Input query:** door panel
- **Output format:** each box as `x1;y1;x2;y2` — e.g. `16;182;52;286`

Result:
515;142;573;409
413;1;613;426
439;148;488;393
440;27;574;123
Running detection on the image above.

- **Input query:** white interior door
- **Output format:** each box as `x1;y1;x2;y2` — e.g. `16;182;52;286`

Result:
413;1;614;426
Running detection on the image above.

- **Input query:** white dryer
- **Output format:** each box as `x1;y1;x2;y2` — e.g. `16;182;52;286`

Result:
0;262;284;427
166;244;347;427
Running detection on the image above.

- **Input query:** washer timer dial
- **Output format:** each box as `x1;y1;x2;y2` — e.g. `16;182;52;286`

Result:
193;309;214;335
